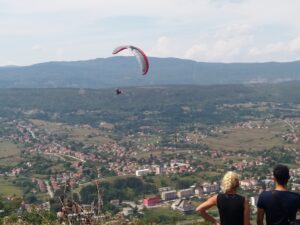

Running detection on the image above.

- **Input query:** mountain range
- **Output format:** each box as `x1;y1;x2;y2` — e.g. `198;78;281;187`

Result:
0;57;300;88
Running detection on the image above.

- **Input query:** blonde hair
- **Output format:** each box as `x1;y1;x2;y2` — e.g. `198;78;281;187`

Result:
221;171;240;193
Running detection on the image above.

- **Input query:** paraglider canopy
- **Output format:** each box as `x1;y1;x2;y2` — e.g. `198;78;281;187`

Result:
112;45;149;75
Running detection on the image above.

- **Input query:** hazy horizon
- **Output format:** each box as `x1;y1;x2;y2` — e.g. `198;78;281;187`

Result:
1;55;300;68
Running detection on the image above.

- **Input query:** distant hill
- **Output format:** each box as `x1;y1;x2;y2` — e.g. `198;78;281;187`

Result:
0;57;300;88
0;82;300;130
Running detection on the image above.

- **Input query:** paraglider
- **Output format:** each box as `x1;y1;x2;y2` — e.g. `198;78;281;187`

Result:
115;88;122;95
112;45;149;75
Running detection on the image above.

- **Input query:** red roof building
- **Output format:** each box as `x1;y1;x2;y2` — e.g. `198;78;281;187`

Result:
144;196;161;207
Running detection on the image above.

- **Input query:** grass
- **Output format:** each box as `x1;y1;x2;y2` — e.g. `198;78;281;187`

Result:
31;119;113;145
0;141;21;166
203;126;284;151
35;192;50;202
49;164;67;173
74;174;136;193
30;119;64;132
0;177;23;197
0;141;20;158
136;148;193;159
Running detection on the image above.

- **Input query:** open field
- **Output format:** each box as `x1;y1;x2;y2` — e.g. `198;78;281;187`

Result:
69;126;112;144
0;141;22;166
202;120;292;151
203;128;282;151
135;148;195;159
31;119;113;145
0;178;23;197
30;119;64;132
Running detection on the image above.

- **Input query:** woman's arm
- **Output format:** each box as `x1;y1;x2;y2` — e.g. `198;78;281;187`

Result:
196;195;220;225
244;198;251;225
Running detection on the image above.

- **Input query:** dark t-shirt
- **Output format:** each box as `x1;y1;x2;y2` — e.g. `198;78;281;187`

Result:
217;193;244;225
257;190;300;225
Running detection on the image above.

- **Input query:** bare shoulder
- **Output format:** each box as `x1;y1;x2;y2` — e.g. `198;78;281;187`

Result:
209;194;218;203
196;194;218;211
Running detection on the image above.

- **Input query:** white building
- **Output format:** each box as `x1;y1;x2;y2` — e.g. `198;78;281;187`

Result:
161;190;177;201
202;182;220;194
158;187;171;193
177;188;194;198
240;179;258;190
122;207;133;216
135;169;150;177
195;187;204;196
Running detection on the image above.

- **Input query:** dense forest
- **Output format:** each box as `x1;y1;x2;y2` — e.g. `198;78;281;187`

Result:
0;82;299;130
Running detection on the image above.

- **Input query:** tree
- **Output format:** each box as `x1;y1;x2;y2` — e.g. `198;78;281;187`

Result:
24;193;38;204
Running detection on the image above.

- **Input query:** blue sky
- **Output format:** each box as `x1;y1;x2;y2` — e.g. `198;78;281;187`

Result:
0;0;300;65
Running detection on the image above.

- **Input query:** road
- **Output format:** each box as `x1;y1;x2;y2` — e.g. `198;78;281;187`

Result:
45;180;54;198
283;119;295;132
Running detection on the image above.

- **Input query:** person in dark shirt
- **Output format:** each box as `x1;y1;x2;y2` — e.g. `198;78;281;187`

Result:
196;171;250;225
257;164;300;225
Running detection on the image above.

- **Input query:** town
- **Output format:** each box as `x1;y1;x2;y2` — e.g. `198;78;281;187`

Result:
0;86;300;224
1;115;300;223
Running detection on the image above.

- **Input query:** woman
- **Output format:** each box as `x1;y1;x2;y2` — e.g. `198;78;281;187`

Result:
196;171;250;225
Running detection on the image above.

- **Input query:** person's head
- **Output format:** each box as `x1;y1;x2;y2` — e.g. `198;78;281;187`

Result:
273;164;290;186
221;171;240;193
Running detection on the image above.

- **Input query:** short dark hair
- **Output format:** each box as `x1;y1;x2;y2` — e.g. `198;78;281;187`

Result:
273;164;290;185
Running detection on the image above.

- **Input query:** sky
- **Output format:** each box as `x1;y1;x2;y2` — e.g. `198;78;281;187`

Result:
1;0;300;65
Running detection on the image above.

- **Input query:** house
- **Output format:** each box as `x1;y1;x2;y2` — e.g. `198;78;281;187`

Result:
122;207;133;216
110;199;121;207
202;182;220;194
240;179;258;190
177;188;194;198
171;199;196;214
37;179;47;193
161;190;177;201
195;186;204;196
154;165;164;175
143;196;161;207
158;187;171;192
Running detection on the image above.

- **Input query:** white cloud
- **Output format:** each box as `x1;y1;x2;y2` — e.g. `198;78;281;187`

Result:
249;35;300;56
185;24;253;61
149;36;174;57
1;0;300;64
185;44;208;59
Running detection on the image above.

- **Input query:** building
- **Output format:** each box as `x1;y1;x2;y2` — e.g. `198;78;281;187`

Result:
171;199;196;214
195;187;204;196
202;182;220;194
37;179;47;193
110;199;120;207
291;183;300;191
177;188;194;198
158;187;171;193
161;190;177;201
122;207;133;216
144;197;161;207
135;169;151;177
250;196;258;207
240;179;258;190
262;179;274;189
155;165;164;175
